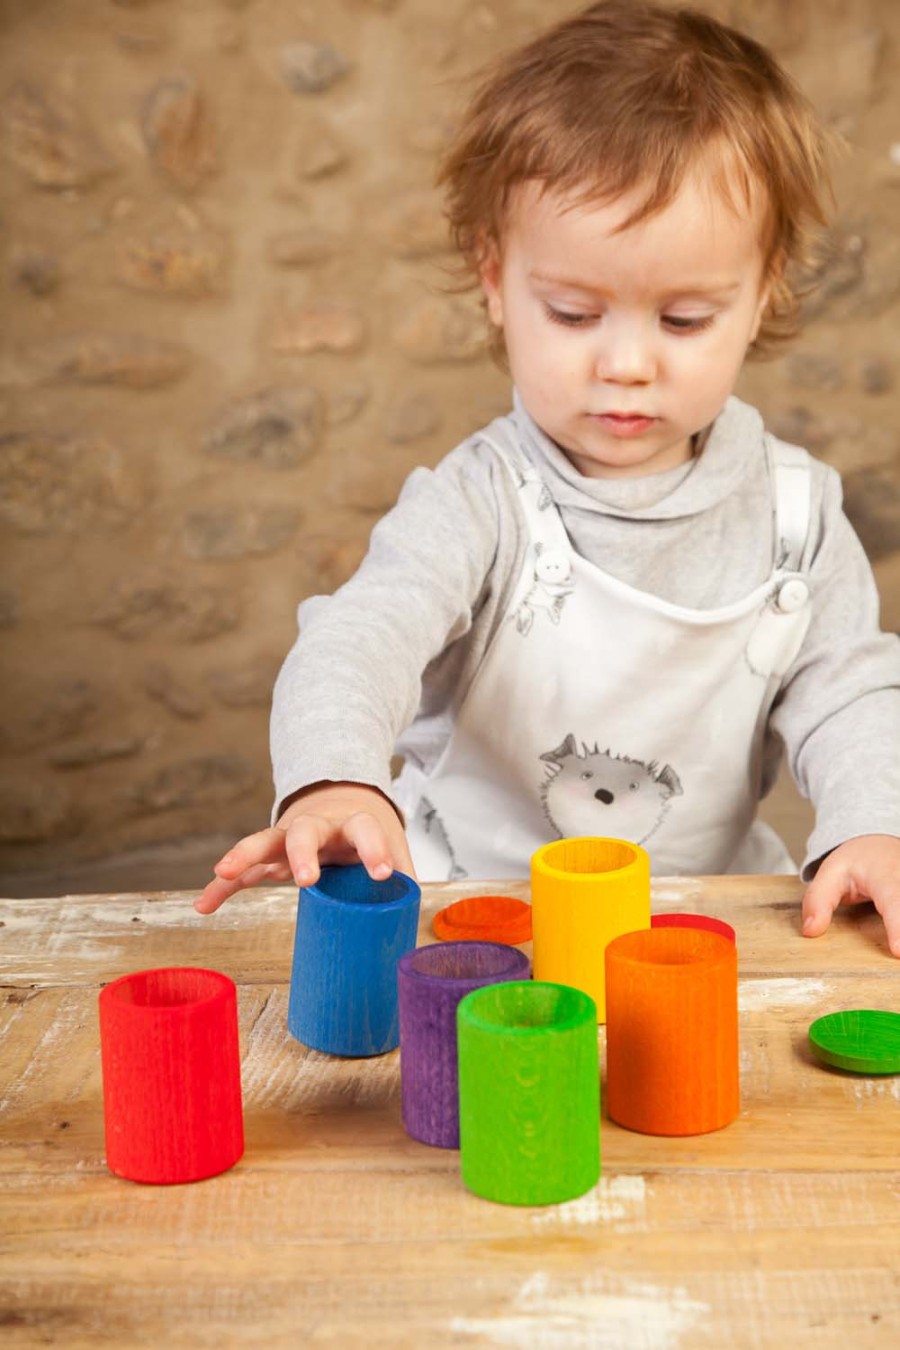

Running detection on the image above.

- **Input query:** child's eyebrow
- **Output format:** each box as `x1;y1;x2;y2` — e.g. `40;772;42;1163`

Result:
528;270;743;301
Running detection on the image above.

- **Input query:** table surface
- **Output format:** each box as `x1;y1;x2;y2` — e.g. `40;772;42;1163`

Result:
1;876;899;1349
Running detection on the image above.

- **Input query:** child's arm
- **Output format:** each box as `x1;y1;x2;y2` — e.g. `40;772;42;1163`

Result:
766;466;900;952
194;782;413;915
801;834;900;956
196;440;509;915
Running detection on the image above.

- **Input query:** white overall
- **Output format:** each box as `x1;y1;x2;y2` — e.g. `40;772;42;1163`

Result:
397;424;813;881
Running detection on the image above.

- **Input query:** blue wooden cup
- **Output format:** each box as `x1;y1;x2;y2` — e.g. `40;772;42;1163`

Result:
288;864;421;1056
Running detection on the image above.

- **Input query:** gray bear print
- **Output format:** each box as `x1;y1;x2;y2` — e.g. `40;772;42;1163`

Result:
513;542;575;635
539;734;682;845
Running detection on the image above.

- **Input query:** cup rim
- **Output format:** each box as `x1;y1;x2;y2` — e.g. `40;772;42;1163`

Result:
399;940;529;987
459;978;596;1035
302;864;421;913
532;836;646;882
100;966;235;1013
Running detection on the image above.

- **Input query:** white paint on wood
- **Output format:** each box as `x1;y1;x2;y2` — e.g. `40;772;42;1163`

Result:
531;1175;647;1228
451;1269;708;1348
738;978;830;1012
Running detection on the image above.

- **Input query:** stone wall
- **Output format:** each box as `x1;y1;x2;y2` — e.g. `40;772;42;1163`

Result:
1;0;898;877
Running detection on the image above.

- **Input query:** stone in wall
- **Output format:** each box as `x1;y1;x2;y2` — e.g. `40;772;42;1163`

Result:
0;432;142;534
326;381;370;427
9;249;60;296
280;123;349;188
114;16;169;55
208;657;281;708
271;301;366;355
383;391;441;443
0;777;76;843
0;678;99;755
204;386;322;469
2;83;113;190
49;739;143;769
95;573;241;642
786;353;844;392
302;533;371;594
141;75;217;190
384;192;453;258
766;407;898;476
181;503;300;560
266;227;337;267
393;296;485;363
279;43;351;95
143;662;206;720
24;331;191;388
858;357;892;396
116;226;228;296
842;469;900;561
801;225;900;323
131;754;257;813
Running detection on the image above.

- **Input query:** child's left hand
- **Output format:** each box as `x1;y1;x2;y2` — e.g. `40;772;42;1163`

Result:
801;834;900;956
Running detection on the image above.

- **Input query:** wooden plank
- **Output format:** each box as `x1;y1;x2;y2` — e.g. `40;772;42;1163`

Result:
1;1193;898;1348
2;879;899;1350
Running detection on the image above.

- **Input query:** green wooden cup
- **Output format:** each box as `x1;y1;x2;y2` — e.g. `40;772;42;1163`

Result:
457;980;600;1206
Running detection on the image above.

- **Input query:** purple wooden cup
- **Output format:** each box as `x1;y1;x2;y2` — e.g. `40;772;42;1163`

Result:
398;941;531;1149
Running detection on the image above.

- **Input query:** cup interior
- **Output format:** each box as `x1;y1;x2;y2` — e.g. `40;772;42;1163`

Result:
463;980;591;1031
104;967;231;1010
407;941;526;982
539;837;638;875
313;863;416;906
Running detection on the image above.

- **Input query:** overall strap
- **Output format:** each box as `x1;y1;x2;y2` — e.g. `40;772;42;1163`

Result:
476;428;573;553
769;439;812;572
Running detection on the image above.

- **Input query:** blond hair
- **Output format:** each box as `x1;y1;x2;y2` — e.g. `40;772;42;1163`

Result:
437;0;835;356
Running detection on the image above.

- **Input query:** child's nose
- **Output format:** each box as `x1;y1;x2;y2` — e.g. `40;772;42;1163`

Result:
595;321;656;385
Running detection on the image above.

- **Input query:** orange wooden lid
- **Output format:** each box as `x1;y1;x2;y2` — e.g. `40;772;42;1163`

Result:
433;895;533;944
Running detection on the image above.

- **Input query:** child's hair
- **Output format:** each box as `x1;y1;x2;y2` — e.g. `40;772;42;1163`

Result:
437;0;835;357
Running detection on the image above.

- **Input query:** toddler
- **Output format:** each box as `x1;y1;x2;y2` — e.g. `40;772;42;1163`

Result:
197;1;900;952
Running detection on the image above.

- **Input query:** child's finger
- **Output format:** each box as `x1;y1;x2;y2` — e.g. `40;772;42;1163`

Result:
214;827;289;878
342;812;396;881
873;885;900;958
800;856;847;938
283;813;332;888
194;860;292;914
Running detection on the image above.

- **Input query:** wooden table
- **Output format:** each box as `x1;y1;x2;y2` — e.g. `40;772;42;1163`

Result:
2;876;899;1348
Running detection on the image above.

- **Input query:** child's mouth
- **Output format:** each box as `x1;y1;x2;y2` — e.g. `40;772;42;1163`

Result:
592;413;658;438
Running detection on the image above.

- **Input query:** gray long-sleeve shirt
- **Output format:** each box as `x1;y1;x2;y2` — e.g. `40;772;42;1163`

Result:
271;392;900;878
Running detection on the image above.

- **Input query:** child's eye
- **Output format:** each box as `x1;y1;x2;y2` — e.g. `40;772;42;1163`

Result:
662;313;716;334
543;304;595;328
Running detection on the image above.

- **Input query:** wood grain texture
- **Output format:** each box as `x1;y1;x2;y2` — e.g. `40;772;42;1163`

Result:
2;875;899;1348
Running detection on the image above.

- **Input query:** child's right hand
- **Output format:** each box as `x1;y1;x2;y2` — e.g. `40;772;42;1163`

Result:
194;782;415;915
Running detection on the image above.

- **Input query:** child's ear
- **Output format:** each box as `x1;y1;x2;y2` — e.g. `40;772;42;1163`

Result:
477;239;505;328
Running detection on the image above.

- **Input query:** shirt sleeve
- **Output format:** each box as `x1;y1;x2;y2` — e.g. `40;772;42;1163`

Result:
768;466;900;878
269;443;502;821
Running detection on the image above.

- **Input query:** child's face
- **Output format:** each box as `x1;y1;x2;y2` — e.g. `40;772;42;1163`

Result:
479;168;772;478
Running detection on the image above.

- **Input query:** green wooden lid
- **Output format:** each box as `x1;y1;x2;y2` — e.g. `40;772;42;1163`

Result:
809;1009;900;1075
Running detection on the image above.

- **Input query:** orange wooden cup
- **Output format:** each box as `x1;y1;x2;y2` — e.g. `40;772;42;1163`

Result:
433;895;532;945
605;926;739;1137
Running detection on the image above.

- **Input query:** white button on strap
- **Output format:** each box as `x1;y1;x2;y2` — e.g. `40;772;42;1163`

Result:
775;578;809;613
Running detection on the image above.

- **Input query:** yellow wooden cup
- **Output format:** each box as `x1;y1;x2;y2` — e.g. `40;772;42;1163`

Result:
530;837;650;1022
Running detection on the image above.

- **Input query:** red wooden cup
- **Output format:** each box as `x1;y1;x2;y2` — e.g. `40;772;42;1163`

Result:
99;967;244;1184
